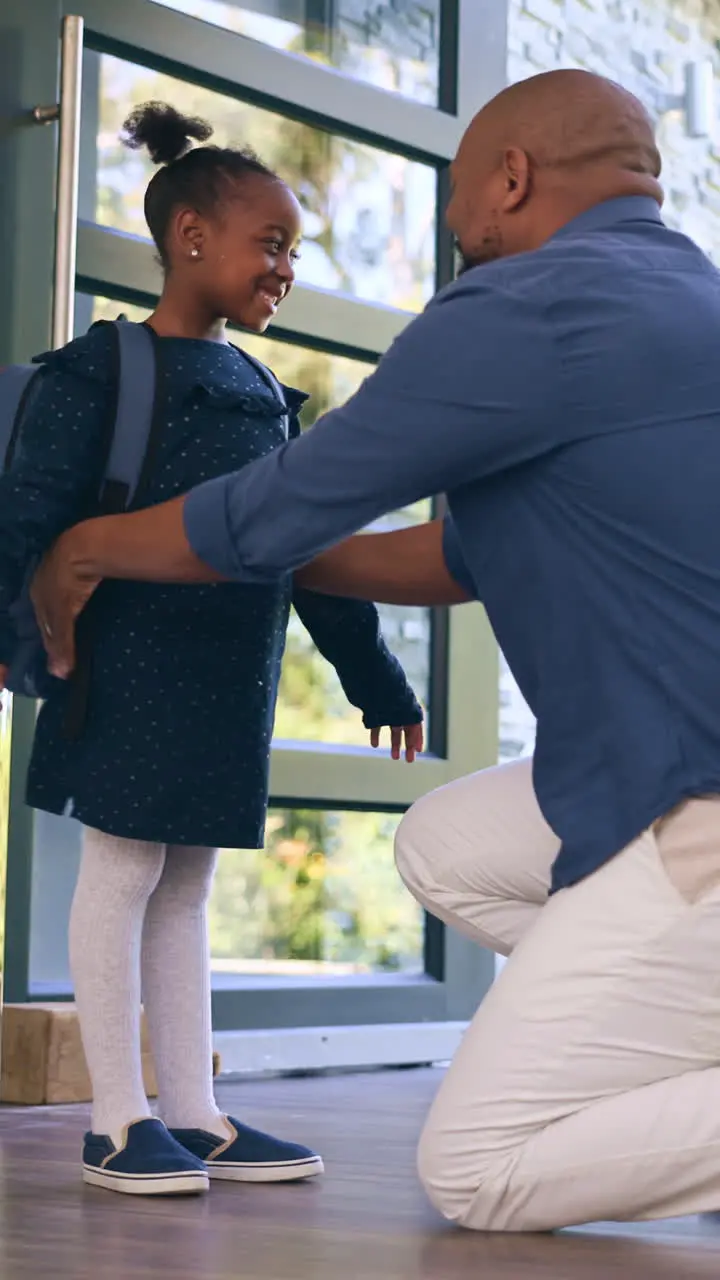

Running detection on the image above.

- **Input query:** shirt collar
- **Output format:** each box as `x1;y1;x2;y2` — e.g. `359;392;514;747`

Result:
550;196;663;242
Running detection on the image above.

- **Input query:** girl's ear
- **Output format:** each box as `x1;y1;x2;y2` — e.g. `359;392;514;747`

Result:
171;207;206;265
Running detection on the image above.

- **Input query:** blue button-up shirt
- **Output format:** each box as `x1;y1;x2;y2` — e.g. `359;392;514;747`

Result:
185;197;720;891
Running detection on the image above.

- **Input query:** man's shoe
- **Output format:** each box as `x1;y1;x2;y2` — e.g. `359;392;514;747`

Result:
170;1116;324;1183
83;1117;210;1195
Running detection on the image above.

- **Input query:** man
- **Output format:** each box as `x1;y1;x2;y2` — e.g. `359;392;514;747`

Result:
31;69;720;1231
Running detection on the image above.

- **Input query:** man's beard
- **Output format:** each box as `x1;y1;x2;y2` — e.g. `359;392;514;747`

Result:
454;229;503;276
455;248;481;276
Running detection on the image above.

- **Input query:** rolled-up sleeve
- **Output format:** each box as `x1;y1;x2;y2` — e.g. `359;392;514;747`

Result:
442;513;477;598
183;278;562;583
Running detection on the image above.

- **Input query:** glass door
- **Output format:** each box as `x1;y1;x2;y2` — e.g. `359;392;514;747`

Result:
0;0;503;1064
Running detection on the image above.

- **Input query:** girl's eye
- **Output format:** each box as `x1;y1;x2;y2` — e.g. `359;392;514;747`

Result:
264;239;300;261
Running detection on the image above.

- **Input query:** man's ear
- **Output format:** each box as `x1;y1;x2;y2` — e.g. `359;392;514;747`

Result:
501;147;531;212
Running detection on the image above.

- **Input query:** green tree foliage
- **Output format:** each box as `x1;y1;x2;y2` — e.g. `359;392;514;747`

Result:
211;809;423;974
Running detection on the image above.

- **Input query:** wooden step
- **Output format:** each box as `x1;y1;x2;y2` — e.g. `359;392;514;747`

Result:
0;1003;220;1105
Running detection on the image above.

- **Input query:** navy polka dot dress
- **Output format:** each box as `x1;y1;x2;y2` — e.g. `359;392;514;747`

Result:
0;323;421;849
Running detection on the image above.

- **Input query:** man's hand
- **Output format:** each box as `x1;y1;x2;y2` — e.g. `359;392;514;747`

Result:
369;723;424;763
30;532;101;679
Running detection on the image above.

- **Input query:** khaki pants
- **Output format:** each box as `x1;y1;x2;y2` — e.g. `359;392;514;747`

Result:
395;757;720;1232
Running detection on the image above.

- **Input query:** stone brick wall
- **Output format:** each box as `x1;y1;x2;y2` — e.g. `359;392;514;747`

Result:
508;0;720;257
330;0;440;101
337;0;438;65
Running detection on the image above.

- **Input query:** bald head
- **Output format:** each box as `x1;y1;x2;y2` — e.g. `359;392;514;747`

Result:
447;70;663;270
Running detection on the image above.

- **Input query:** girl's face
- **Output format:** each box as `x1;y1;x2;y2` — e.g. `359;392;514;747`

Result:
171;176;302;333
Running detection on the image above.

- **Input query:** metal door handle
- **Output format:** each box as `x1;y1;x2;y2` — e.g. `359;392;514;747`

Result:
32;16;85;349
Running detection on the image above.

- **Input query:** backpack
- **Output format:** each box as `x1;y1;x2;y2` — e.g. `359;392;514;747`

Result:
0;320;289;700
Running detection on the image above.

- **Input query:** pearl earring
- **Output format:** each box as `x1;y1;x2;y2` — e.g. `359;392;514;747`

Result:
190;248;199;258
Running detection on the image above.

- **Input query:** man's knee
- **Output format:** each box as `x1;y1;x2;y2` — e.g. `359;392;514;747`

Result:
417;1120;535;1233
416;1115;506;1231
394;792;442;903
416;1118;467;1225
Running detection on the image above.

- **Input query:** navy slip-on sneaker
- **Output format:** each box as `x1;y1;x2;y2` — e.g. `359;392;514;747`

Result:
83;1117;210;1196
170;1116;324;1183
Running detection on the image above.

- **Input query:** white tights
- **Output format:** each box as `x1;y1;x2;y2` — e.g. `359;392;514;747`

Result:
70;827;227;1147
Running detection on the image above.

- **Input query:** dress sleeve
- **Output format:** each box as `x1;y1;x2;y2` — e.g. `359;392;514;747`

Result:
291;587;423;729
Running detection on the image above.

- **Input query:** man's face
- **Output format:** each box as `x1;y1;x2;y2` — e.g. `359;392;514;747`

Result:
446;126;506;272
445;120;530;273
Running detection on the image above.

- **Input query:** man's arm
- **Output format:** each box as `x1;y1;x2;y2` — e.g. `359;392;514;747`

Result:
40;509;476;604
62;497;214;583
43;511;475;604
41;279;560;589
183;283;561;584
295;520;473;605
31;513;474;679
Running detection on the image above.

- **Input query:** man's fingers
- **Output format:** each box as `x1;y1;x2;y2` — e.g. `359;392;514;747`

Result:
370;727;381;750
45;609;77;679
390;726;402;760
34;589;79;677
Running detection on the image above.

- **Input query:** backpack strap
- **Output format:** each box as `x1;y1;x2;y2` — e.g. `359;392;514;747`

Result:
65;319;160;742
0;365;46;472
237;348;292;439
100;321;159;511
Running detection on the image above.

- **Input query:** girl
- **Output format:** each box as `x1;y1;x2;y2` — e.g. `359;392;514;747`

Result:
0;103;423;1196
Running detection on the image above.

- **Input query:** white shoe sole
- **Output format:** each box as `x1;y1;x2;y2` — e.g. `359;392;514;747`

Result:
83;1165;209;1196
206;1155;324;1183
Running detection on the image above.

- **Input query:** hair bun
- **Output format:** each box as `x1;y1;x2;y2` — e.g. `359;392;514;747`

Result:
121;101;214;166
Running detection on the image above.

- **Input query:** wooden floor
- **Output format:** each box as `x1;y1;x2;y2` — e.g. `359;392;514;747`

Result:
1;1067;720;1279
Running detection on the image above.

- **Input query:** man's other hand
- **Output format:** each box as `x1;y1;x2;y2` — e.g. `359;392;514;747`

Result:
30;532;101;679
